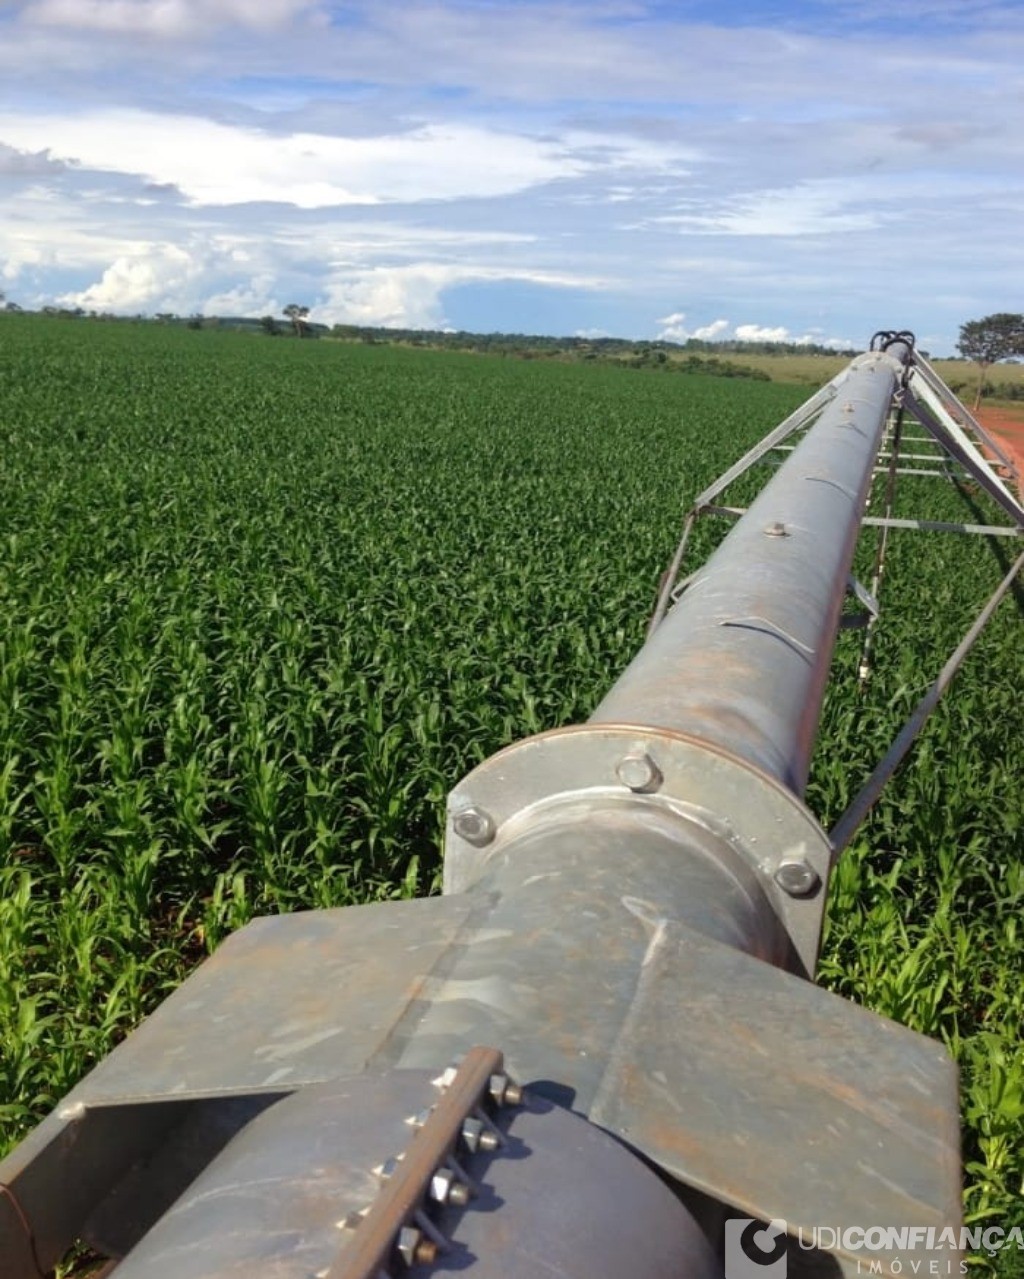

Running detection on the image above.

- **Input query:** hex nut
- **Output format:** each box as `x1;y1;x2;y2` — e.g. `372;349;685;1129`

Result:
764;521;788;537
774;858;821;897
489;1072;524;1107
615;752;662;794
451;806;496;847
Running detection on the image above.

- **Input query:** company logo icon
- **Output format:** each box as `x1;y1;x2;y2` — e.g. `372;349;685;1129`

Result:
725;1217;789;1279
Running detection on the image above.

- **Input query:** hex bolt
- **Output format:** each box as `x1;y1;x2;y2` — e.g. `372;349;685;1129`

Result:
764;521;788;537
397;1226;438;1268
615;752;662;794
460;1116;501;1154
774;857;821;897
489;1072;524;1107
451;806;496;847
430;1167;471;1206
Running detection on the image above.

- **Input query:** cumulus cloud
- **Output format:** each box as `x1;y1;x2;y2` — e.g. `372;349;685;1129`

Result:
654;313;730;342
58;243;201;309
319;263;607;330
734;323;791;342
733;323;854;348
654;314;852;347
1;0;1021;351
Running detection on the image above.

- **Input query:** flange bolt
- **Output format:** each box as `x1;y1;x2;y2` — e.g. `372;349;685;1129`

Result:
452;806;496;847
774;857;821;897
616;752;663;794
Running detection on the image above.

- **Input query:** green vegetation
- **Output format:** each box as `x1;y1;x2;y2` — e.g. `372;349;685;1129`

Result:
0;317;1020;1256
958;314;1024;409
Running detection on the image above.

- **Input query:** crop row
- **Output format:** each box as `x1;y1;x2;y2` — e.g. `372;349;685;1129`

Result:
0;318;1020;1257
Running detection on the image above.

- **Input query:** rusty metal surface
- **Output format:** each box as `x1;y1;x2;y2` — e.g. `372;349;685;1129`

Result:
63;896;477;1102
110;1067;717;1279
588;919;962;1279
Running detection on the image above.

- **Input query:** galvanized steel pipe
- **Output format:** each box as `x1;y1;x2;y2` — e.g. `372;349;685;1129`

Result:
591;348;906;795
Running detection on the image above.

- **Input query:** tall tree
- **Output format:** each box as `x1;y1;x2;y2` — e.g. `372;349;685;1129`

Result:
283;303;310;338
956;312;1024;409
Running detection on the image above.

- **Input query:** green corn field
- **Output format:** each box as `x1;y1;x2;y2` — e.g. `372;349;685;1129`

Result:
0;316;1021;1262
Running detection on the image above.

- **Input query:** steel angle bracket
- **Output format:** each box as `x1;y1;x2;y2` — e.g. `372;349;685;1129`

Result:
587;919;962;1279
0;896;480;1278
444;724;832;976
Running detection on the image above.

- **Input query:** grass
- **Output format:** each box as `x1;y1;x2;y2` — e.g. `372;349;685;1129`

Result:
685;347;1024;400
0;315;1021;1265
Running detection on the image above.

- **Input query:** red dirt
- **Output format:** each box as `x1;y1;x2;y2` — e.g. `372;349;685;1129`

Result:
974;404;1024;496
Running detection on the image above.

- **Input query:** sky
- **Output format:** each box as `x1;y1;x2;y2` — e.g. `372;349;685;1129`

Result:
0;1;1021;353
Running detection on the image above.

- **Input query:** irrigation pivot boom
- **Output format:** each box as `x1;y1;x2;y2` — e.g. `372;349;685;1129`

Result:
2;333;1021;1279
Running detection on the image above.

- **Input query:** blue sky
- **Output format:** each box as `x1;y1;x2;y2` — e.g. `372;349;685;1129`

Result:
0;0;1021;353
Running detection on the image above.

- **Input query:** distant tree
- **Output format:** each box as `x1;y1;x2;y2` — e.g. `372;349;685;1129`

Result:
186;314;204;330
956;313;1024;409
283;303;310;337
260;315;280;337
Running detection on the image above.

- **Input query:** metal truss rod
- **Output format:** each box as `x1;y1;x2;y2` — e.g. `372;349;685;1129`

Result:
829;549;1024;859
905;378;1024;524
647;512;695;637
690;369;850;511
912;353;1017;477
704;505;1020;537
863;516;1021;536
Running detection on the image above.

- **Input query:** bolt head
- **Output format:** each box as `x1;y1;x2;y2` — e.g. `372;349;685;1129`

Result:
397;1226;438;1267
764;521;788;537
615;752;662;793
774;858;820;897
430;1167;470;1206
452;805;495;847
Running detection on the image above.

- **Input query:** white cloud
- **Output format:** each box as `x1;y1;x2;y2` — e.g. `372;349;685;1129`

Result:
734;323;791;342
58;243;200;309
654;315;852;347
693;319;730;340
654;313;730;343
319;263;607;329
24;0;322;36
648;179;883;238
0;110;596;207
733;323;853;348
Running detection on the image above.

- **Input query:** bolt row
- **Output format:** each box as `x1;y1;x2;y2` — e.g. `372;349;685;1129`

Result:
453;763;821;898
335;1054;522;1278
